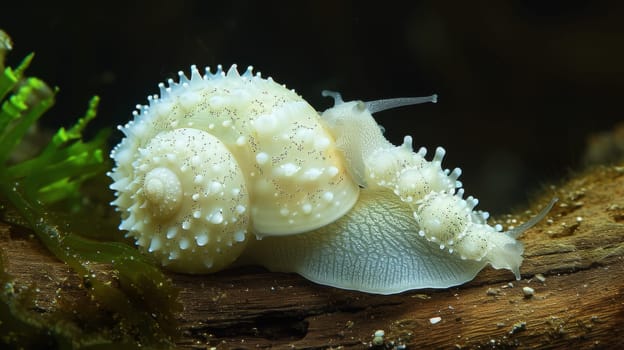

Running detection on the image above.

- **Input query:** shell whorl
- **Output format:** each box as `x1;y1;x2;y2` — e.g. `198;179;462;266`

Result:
110;127;249;273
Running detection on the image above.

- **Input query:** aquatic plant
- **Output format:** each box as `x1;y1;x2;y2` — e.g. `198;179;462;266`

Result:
0;30;179;349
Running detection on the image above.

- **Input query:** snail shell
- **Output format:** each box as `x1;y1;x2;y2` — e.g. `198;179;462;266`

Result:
109;64;554;293
109;64;359;273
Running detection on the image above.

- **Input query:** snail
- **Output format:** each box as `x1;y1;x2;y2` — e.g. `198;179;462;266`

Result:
108;64;555;294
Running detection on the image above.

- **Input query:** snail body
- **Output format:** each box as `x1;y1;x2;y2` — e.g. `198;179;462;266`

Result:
109;64;554;293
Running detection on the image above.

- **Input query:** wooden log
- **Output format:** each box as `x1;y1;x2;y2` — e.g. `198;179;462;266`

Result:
1;164;624;349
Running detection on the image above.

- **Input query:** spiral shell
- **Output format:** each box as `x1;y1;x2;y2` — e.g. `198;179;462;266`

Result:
109;65;359;273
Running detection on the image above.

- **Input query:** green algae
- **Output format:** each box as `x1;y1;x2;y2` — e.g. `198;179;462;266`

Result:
0;30;180;349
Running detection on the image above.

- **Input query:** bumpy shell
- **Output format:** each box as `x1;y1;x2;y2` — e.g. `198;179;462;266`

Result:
108;65;360;273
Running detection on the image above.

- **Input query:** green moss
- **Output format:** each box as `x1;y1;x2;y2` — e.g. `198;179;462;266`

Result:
0;31;180;349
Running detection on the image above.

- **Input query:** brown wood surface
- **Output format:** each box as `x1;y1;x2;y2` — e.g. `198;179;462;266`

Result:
1;164;624;349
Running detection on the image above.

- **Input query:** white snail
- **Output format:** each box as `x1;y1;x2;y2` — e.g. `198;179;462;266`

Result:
108;64;554;294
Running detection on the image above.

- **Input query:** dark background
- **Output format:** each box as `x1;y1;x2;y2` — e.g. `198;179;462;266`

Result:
1;0;622;214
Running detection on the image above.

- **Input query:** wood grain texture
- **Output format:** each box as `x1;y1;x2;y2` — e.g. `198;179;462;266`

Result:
2;165;624;349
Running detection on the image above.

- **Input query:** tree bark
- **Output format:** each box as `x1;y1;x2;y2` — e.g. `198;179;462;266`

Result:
1;164;624;349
